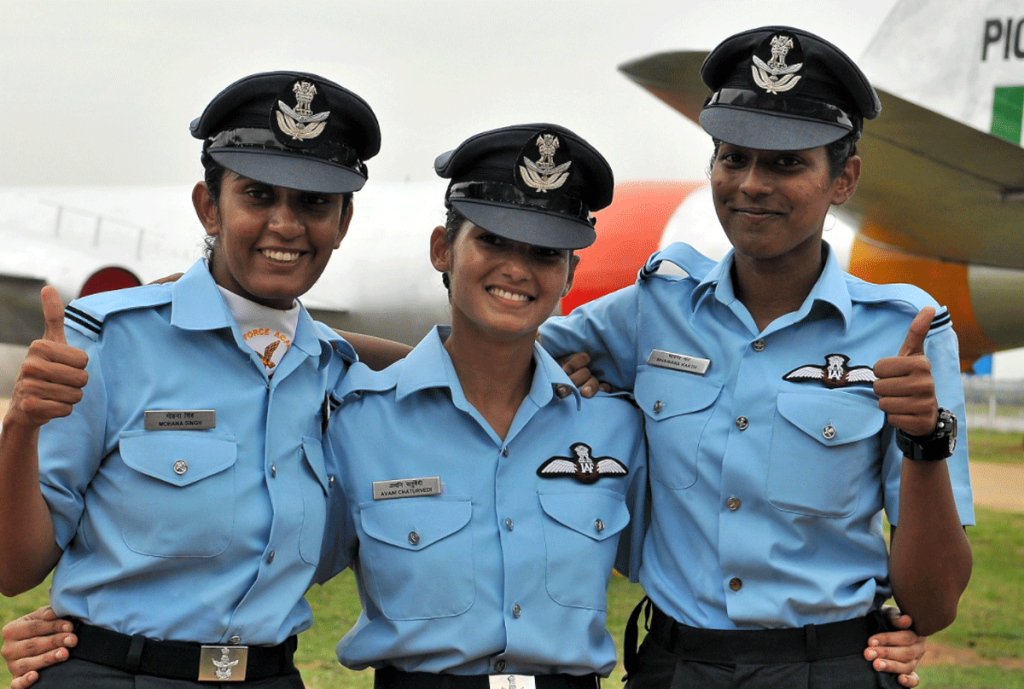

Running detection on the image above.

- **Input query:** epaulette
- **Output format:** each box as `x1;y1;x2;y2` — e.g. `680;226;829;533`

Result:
313;321;358;364
637;242;717;283
845;277;951;332
64;285;172;341
332;360;400;405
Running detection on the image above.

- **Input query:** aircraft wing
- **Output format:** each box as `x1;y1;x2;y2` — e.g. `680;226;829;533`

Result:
618;50;1024;271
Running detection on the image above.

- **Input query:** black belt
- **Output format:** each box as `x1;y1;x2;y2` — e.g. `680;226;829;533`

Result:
374;666;601;689
70;620;297;682
625;597;891;672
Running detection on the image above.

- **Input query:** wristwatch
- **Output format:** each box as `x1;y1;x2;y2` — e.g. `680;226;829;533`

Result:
895;407;957;461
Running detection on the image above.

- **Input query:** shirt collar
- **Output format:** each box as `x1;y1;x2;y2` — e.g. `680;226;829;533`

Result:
691;242;852;333
395;325;582;410
169;259;342;367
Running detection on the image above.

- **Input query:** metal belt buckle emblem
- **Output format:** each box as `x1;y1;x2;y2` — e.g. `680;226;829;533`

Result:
488;675;537;689
198;645;248;682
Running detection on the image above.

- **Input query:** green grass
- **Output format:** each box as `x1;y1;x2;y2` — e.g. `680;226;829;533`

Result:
2;466;1020;688
965;428;1024;465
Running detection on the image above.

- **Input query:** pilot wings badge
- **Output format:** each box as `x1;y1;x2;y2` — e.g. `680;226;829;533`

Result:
276;81;330;141
783;354;877;389
752;34;803;95
537;442;627;484
519;134;572;193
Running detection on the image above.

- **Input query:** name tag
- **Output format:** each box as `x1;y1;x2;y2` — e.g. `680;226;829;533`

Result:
372;476;442;500
489;676;537;689
145;410;216;430
647;349;710;376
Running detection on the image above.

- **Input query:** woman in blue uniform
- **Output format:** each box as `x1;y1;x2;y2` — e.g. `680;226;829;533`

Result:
539;27;973;689
317;123;647;688
0;71;380;688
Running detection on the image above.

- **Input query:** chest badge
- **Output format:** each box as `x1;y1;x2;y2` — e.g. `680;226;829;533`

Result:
783;353;877;389
537;442;627;484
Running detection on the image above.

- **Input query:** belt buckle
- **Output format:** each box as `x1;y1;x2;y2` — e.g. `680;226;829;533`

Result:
488;676;537;689
198;645;249;682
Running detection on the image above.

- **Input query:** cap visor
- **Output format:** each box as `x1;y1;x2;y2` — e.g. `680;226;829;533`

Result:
453;199;596;250
700;107;850;151
211;149;367;194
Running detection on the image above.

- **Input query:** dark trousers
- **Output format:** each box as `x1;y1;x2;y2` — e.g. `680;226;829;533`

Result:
624;632;902;689
33;658;306;689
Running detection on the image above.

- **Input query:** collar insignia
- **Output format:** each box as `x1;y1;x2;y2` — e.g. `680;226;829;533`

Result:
519;133;572;193
752;34;803;94
537;442;627;484
275;80;330;141
783;354;877;389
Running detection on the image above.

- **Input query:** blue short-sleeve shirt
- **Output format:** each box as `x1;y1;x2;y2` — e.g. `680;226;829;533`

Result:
321;326;647;676
540;242;974;630
39;259;354;645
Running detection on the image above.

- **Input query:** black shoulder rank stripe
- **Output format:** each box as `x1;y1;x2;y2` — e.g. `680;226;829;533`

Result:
930;310;951;331
65;306;102;334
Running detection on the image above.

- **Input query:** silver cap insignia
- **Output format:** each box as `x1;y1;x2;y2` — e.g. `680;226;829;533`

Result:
752;35;803;95
519;134;572;192
276;81;330;140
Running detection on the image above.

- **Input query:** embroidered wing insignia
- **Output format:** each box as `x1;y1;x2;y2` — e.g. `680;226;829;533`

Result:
260;340;281;369
783;354;877;389
537;442;627;484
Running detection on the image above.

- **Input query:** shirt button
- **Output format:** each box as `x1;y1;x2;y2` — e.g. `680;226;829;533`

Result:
505;518;514;531
229;635;242;645
729;577;743;591
408;531;420;546
726;497;741;511
594;519;605;532
502;447;509;457
329;476;335;488
173;460;188;475
270;465;277;478
822;425;837;440
495;660;507;673
752;339;766;352
653;400;663;413
512;604;522;618
267;550;275;564
735;416;749;431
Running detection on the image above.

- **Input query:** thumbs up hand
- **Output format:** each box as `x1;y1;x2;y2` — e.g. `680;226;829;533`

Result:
873;307;939;438
4;287;90;429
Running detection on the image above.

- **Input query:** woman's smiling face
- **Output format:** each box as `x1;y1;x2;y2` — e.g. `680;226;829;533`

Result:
431;221;576;342
195;171;350;309
710;143;859;266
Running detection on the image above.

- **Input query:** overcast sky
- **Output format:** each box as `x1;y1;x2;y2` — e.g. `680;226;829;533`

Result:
0;0;896;188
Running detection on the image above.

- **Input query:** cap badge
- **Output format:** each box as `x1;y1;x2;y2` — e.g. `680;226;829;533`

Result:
275;81;330;141
519;134;572;193
537;442;627;484
752;35;803;95
783;354;877;389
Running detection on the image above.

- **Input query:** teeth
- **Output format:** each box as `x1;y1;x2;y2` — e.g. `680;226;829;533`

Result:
489;287;529;302
262;250;301;262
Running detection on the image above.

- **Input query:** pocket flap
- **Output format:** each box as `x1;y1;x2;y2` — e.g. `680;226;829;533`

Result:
119;430;237;487
777;391;885;446
539;491;628;542
360;499;472;551
635;368;722;420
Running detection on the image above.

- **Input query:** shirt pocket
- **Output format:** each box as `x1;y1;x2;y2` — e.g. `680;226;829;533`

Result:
298;436;330;565
767;391;885;518
539;490;629;610
635;367;723;489
357;498;474;620
118;430;237;557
